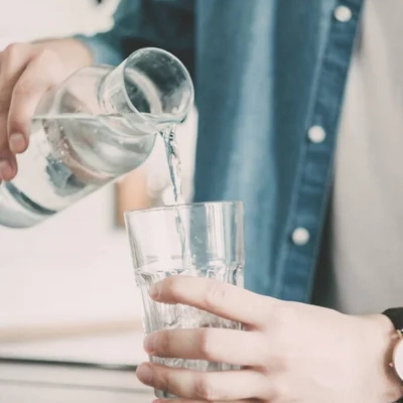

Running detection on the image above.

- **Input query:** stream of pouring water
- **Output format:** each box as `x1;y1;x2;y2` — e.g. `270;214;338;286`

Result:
161;125;191;268
161;125;184;205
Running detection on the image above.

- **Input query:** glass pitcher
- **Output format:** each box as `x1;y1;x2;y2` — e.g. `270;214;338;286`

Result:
0;48;194;228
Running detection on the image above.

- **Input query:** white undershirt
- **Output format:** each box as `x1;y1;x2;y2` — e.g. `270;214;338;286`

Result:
314;0;403;314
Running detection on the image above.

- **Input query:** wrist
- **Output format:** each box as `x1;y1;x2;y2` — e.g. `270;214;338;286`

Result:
367;314;403;402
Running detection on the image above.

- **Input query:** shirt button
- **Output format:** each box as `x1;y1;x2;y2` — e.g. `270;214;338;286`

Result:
308;125;326;143
292;227;310;246
334;5;352;22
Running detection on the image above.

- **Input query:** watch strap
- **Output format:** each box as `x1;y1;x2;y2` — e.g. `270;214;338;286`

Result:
384;308;403;332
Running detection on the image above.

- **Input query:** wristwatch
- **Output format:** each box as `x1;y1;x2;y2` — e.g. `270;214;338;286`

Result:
383;308;403;403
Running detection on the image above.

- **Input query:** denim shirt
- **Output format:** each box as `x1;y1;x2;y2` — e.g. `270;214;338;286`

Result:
77;0;364;302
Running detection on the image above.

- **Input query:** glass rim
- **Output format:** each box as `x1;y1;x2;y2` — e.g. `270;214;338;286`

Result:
124;200;243;218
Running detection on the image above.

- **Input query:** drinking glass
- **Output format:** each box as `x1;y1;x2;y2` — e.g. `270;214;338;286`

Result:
124;201;244;398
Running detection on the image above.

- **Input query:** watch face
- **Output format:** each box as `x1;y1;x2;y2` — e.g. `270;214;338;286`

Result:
394;338;403;381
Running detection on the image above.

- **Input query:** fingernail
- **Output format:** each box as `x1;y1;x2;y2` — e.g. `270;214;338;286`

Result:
136;363;153;385
149;283;161;299
0;160;12;180
9;133;26;153
143;334;155;354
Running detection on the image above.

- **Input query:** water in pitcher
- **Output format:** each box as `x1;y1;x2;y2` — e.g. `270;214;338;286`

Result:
1;112;156;227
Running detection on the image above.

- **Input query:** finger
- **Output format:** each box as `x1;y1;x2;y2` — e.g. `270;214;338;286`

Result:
0;43;34;180
8;48;65;154
136;363;267;401
144;328;265;366
0;157;17;182
149;276;276;328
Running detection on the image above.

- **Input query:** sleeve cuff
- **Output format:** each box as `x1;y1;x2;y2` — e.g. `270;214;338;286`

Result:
73;33;123;66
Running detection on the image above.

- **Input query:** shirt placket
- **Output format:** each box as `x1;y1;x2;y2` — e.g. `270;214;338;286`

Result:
278;0;365;302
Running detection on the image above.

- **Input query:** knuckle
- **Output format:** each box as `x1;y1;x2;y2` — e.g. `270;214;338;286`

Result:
13;79;35;97
164;276;182;300
198;328;215;360
34;48;65;80
36;48;50;62
254;332;271;362
36;48;50;58
270;377;292;401
276;349;292;372
0;43;25;81
203;282;227;310
157;331;171;355
3;43;24;60
36;48;58;66
194;375;220;401
158;369;173;393
266;306;292;348
269;301;293;329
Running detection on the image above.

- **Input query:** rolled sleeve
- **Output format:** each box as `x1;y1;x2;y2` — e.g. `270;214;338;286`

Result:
74;32;123;66
74;0;195;72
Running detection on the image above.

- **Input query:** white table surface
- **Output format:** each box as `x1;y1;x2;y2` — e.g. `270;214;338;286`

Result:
0;331;154;402
0;362;153;402
0;331;148;365
0;384;153;403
